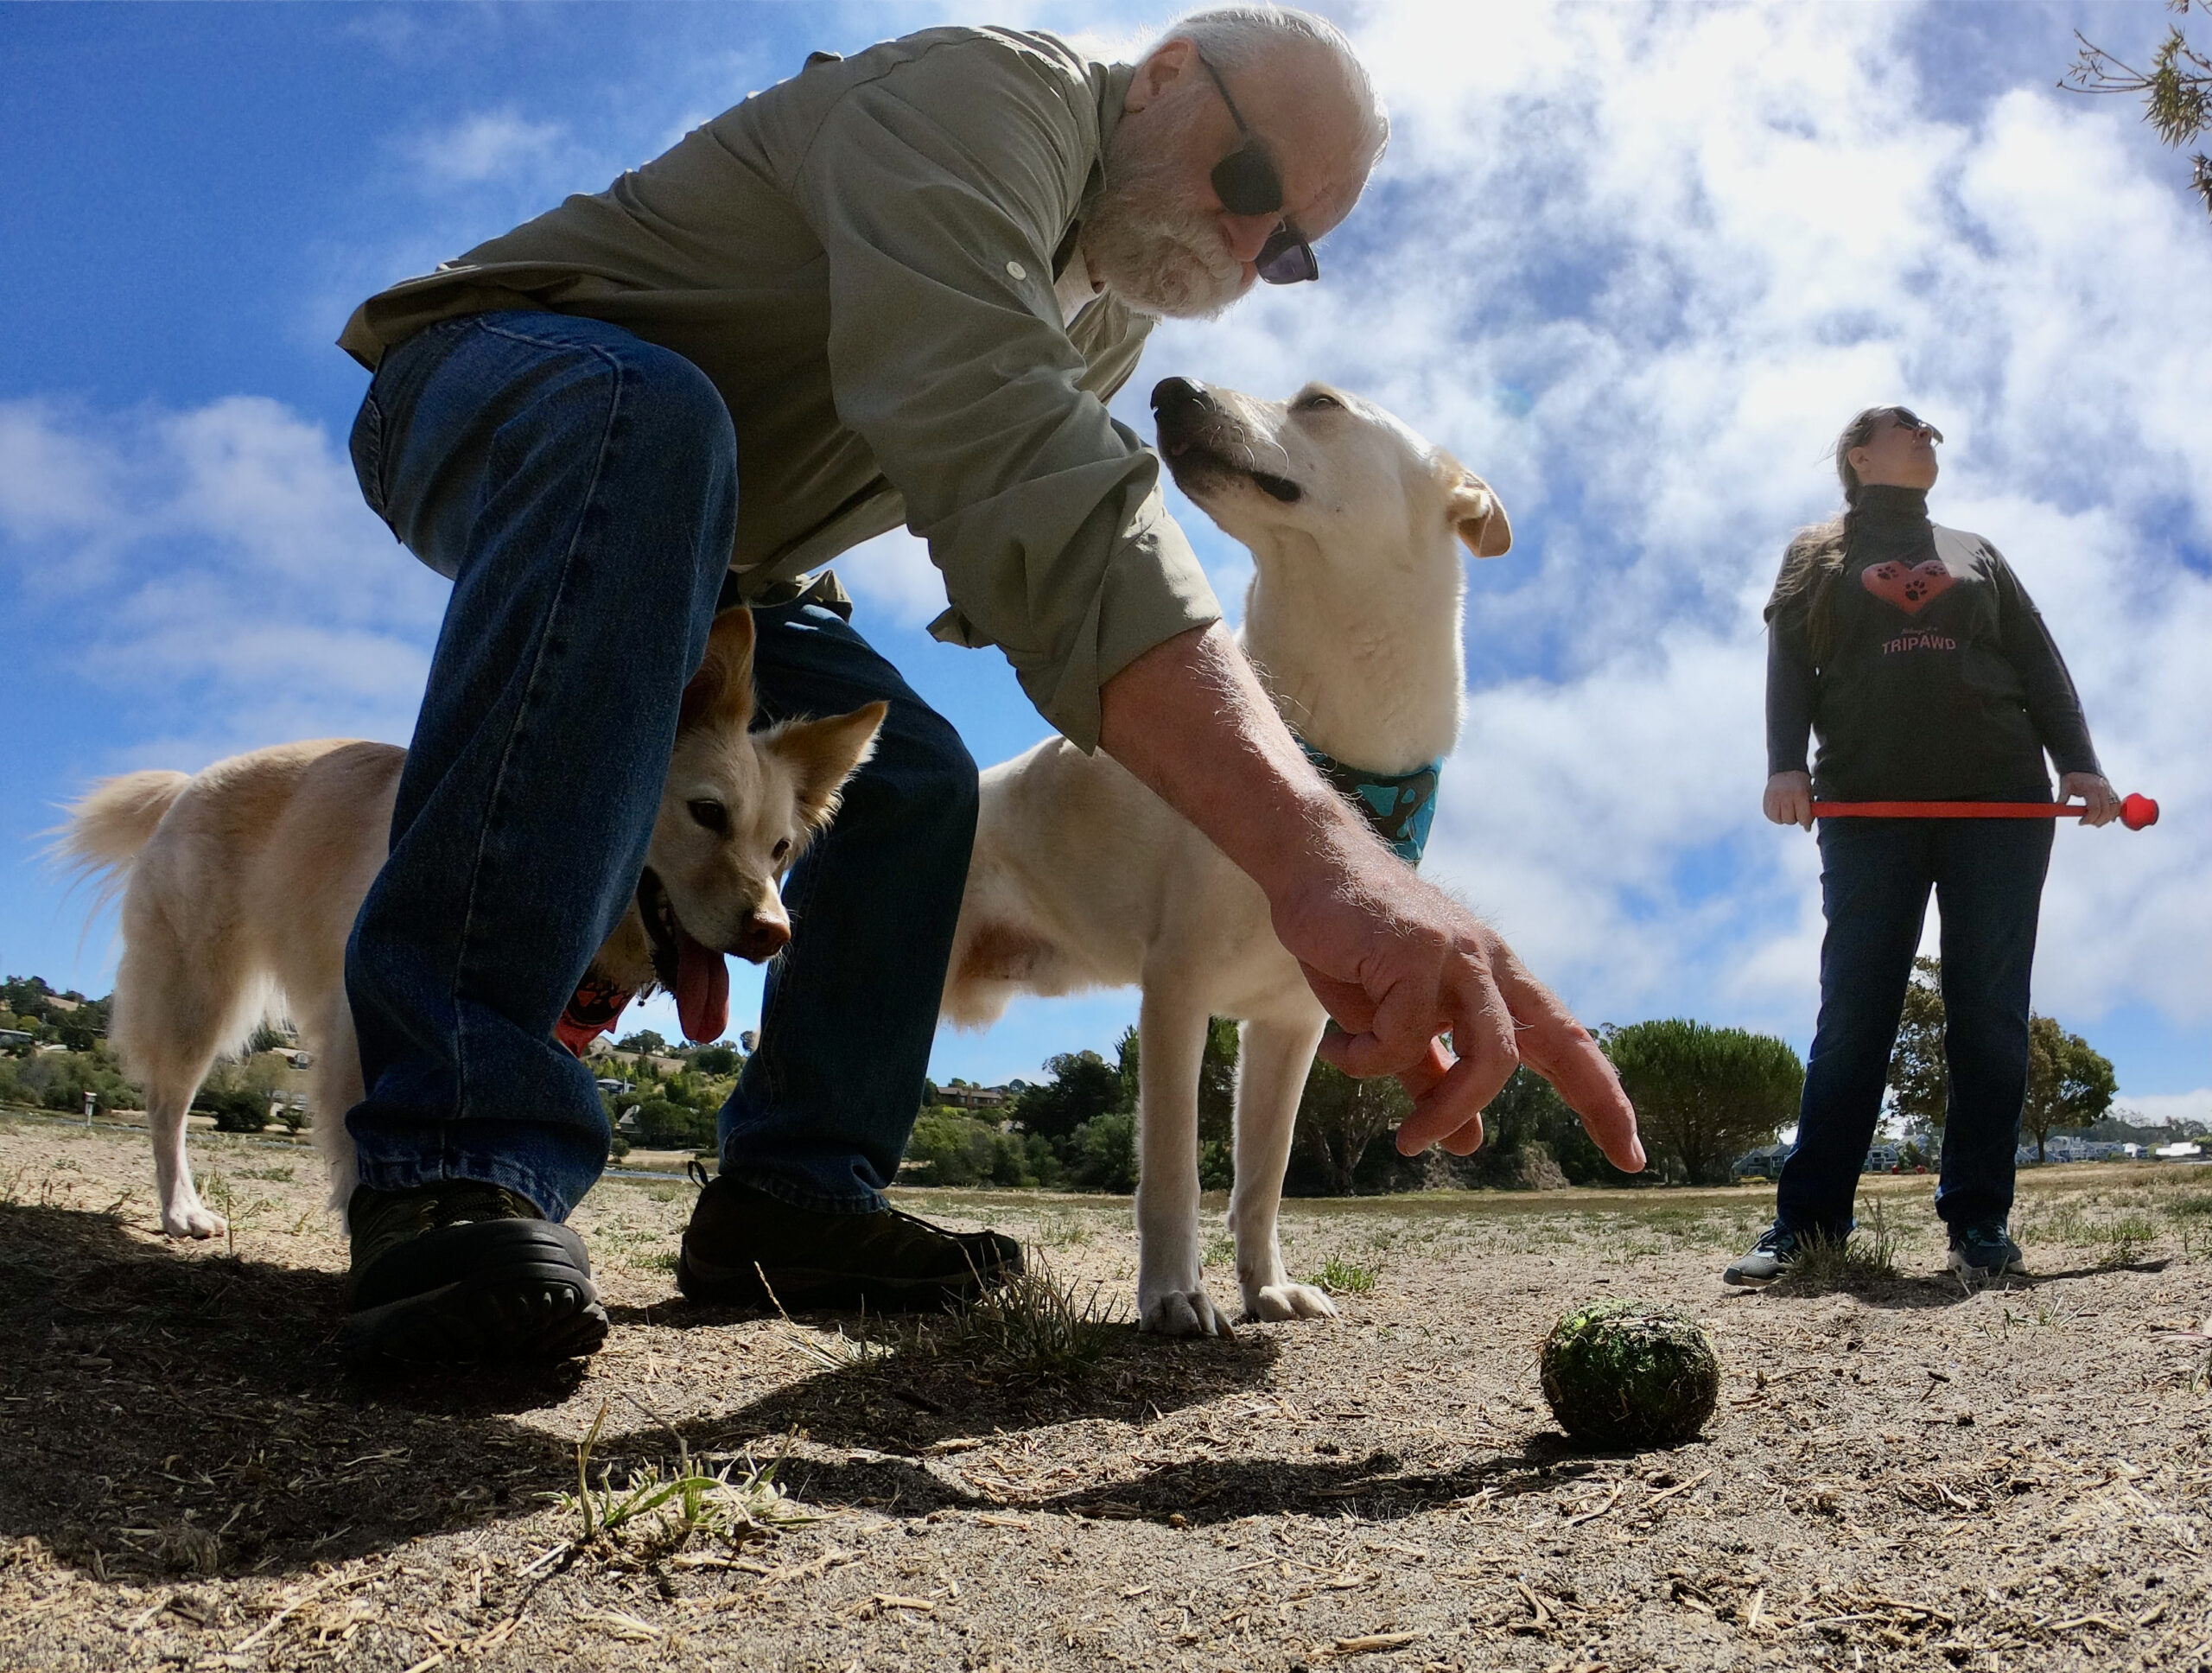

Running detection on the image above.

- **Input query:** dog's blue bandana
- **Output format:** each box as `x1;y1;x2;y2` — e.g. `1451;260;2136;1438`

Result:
1300;740;1442;867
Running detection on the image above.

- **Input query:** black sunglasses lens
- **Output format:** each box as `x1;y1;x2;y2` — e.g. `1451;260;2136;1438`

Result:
1255;226;1318;284
1211;145;1282;217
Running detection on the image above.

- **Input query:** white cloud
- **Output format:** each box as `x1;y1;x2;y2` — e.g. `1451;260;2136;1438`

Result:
1120;0;2210;1077
405;110;568;187
0;396;447;767
2111;1089;2212;1131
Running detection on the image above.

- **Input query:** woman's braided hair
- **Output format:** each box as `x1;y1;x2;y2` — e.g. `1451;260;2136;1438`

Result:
1764;405;1897;665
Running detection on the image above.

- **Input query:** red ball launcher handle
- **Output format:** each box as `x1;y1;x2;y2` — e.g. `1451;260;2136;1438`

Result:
1808;793;2158;830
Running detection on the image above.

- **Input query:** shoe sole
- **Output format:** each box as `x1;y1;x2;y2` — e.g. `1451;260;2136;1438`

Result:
343;1224;608;1367
1722;1266;1783;1288
1946;1250;2027;1284
676;1243;1007;1313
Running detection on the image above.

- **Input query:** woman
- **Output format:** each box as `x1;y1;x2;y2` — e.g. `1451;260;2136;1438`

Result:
1726;405;2118;1288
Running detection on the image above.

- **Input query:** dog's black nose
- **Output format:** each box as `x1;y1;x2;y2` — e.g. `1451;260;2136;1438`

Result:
1150;377;1212;417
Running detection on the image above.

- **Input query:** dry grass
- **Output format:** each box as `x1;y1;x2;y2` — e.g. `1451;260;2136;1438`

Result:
1;1116;2207;1672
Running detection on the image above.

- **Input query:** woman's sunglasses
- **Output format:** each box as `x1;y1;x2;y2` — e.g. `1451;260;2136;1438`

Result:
1196;51;1320;285
1883;407;1944;442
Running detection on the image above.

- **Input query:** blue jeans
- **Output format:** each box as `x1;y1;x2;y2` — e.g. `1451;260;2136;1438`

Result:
345;310;974;1219
1774;805;2054;1238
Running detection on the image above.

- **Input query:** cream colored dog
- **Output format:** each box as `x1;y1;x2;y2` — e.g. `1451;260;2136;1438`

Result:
944;378;1510;1336
60;608;883;1240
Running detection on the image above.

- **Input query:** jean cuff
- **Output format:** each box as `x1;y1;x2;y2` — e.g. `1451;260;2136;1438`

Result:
716;1161;886;1216
353;1152;590;1224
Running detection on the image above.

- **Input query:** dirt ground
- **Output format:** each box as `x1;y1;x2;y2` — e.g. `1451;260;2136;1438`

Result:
2;1111;2207;1673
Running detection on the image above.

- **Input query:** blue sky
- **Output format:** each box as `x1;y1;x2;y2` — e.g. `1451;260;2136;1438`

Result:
3;2;2206;1123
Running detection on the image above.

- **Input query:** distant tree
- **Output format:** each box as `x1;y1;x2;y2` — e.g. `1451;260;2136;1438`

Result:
1470;1066;1610;1186
1013;1049;1126;1138
2022;1015;2118;1161
1887;957;1948;1142
1068;1110;1138;1193
1605;1020;1803;1186
1295;1059;1410;1195
905;1110;1033;1187
2065;0;2212;216
246;1022;290;1056
617;1029;670;1057
690;1044;740;1078
630;1097;715;1151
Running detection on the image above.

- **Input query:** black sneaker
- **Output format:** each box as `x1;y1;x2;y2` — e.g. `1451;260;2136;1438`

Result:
340;1180;608;1367
1947;1223;2026;1284
677;1174;1021;1311
1722;1223;1802;1288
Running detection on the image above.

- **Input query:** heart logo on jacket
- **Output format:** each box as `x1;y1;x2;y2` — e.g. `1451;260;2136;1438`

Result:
1860;559;1956;616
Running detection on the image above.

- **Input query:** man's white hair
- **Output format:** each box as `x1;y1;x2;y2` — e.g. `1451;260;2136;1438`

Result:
1154;6;1388;162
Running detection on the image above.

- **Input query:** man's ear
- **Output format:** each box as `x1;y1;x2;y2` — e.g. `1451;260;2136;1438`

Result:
1441;460;1512;559
1126;35;1194;111
774;701;887;827
679;607;756;733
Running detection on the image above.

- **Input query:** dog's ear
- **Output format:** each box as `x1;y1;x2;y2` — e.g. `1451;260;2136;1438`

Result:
1442;461;1512;559
679;607;757;732
773;701;887;828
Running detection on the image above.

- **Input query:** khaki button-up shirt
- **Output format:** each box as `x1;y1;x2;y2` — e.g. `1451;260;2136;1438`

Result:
340;25;1220;749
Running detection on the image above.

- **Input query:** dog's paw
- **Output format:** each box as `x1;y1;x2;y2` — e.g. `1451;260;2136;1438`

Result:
1138;1287;1236;1338
1243;1282;1338;1323
163;1205;226;1240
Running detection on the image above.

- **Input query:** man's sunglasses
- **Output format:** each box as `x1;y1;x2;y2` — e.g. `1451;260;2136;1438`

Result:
1196;51;1319;285
1884;407;1944;442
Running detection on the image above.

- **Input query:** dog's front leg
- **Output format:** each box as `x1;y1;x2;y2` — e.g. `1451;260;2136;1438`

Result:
146;1087;225;1239
1134;988;1230;1337
1231;1014;1336;1322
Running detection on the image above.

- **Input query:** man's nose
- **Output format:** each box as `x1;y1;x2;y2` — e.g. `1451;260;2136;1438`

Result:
1221;213;1280;264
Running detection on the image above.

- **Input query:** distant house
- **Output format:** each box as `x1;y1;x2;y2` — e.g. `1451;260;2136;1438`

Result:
1733;1142;1792;1180
940;1084;1012;1112
0;1028;31;1050
2152;1141;2206;1161
1864;1142;1901;1174
594;1078;633;1097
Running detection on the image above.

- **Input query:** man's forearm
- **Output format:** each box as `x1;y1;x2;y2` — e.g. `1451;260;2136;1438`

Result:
1096;623;1376;900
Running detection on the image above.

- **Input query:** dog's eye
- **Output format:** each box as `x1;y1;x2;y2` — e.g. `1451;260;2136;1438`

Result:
1296;392;1341;411
686;799;728;835
772;838;792;865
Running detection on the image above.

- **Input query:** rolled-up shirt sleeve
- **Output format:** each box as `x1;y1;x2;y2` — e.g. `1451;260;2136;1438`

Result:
785;39;1219;750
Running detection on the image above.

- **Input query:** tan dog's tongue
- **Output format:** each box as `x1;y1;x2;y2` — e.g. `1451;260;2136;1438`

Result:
675;926;729;1044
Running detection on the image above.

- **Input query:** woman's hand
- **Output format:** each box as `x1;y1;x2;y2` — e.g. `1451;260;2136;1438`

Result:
2061;771;2120;828
1764;771;1814;830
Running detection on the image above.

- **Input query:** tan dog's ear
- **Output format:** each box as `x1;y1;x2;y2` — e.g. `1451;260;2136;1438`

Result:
1442;462;1512;559
774;701;887;828
679;607;757;732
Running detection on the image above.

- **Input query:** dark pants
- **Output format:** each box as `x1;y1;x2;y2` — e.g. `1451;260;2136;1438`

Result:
1775;806;2054;1238
345;310;975;1220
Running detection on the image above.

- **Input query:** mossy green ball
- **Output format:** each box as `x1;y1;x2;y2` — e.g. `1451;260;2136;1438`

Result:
1539;1299;1719;1449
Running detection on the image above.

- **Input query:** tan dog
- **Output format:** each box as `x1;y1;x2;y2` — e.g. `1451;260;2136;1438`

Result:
945;378;1510;1336
60;608;883;1239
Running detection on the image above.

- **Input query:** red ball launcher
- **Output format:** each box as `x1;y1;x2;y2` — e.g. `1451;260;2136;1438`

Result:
1808;793;2159;830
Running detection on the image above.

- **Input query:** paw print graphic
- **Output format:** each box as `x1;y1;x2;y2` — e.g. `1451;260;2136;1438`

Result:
1901;576;1929;602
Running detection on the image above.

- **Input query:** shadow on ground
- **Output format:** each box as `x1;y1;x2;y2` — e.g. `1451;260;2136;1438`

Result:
0;1203;1281;1584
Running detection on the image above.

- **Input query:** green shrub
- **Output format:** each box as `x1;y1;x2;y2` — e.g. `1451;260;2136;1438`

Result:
906;1110;1033;1186
1069;1111;1137;1193
631;1097;715;1150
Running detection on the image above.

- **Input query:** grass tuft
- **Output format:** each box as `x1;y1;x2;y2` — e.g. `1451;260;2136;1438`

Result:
906;1254;1123;1385
1783;1198;1899;1290
556;1403;810;1561
1310;1255;1379;1296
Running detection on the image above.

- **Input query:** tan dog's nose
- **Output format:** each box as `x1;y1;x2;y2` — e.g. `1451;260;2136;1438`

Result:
734;915;791;962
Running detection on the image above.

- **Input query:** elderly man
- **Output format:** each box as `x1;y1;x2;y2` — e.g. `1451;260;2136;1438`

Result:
334;10;1644;1366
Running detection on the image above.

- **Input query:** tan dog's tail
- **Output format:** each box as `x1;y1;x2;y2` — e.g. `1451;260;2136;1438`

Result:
52;770;192;915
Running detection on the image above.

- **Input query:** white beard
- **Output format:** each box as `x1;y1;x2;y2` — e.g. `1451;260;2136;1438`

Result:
1083;124;1250;321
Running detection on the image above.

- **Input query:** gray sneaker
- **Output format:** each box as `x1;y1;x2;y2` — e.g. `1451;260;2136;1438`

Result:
1723;1224;1801;1288
1947;1223;2025;1284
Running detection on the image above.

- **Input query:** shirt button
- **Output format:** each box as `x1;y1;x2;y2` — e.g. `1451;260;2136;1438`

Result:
1005;260;1027;281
